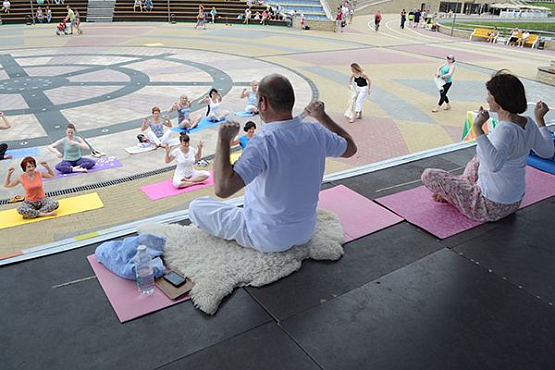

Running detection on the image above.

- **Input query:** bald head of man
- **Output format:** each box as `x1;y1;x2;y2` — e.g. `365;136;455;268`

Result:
257;74;295;115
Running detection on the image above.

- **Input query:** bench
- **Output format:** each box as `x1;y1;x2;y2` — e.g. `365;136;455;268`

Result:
470;28;498;43
523;34;539;48
505;33;539;48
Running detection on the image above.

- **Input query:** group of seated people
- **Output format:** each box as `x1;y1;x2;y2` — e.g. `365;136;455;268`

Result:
34;6;52;23
2;71;554;261
507;28;531;47
485;27;532;47
133;0;153;12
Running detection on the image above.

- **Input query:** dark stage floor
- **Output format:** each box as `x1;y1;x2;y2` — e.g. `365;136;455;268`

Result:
2;146;555;370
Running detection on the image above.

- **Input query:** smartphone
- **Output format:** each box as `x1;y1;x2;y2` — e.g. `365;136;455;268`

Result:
163;271;186;287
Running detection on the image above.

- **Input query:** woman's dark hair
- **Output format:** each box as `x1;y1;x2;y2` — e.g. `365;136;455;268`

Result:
209;88;218;97
67;123;76;131
486;70;527;114
179;132;190;143
244;121;256;132
151;106;161;113
20;156;37;171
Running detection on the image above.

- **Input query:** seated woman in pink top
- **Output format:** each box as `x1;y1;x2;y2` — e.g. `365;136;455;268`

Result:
3;156;59;219
421;71;554;222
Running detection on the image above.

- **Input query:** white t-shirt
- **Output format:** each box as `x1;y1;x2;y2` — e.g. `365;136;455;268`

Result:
172;147;197;180
476;118;554;204
233;117;347;249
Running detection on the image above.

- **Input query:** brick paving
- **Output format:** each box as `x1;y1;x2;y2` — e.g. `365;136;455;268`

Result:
0;17;553;254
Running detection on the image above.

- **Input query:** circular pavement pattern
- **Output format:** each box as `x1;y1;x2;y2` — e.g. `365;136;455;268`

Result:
0;47;317;148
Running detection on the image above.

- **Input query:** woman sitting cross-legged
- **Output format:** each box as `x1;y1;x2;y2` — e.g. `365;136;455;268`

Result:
48;123;96;174
3;157;59;219
199;88;229;122
421;71;555;222
168;94;201;131
165;132;210;189
141;106;173;148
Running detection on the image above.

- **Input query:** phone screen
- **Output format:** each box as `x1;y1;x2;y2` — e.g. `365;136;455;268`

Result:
163;271;186;287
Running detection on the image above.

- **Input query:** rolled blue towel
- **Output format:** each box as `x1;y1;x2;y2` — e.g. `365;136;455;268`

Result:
95;233;167;280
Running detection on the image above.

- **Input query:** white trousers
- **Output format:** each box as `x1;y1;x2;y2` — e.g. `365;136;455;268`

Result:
147;130;172;146
355;86;368;113
245;104;257;113
172;170;210;188
189;196;258;250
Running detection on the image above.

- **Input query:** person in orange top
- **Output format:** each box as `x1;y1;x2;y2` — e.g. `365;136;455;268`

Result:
3;156;59;219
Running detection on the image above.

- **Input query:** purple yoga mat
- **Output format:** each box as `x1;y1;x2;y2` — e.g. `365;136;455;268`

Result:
141;171;214;200
376;166;555;239
52;157;123;178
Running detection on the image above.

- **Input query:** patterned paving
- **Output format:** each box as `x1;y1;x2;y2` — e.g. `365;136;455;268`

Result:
0;16;554;250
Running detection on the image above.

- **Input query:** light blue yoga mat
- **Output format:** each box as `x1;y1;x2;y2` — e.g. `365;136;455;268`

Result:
5;147;40;159
170;117;226;134
234;111;255;117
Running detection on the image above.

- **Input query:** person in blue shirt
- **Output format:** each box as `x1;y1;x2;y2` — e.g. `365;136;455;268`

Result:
231;121;256;149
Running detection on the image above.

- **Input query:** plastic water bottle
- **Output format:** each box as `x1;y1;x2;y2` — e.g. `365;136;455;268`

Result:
135;245;155;296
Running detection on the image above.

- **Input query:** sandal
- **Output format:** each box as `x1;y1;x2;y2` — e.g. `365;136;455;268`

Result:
91;151;105;158
9;195;25;203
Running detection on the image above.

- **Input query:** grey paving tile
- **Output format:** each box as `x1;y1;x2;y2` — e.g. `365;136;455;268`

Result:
333;156;460;198
246;222;444;321
159;322;320;370
282;249;555;370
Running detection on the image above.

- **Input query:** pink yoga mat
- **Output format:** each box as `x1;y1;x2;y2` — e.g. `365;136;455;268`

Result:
318;185;404;242
87;255;190;323
141;172;214;200
376;166;555;239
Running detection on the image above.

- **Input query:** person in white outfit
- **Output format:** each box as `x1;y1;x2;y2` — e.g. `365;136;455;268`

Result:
165;132;210;188
140;106;173;148
421;71;555;222
199;88;229;122
188;74;357;252
348;63;371;123
240;80;259;114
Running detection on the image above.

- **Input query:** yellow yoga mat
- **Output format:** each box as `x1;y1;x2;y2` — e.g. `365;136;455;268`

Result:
0;193;104;230
230;151;242;164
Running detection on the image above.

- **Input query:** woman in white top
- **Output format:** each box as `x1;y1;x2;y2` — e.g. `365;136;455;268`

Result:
199;88;229;122
165;132;210;188
421;71;554;222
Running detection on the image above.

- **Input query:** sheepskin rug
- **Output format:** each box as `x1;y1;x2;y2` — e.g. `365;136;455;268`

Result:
138;208;345;315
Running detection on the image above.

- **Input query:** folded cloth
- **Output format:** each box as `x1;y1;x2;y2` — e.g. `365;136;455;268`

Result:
95;233;167;280
344;86;356;120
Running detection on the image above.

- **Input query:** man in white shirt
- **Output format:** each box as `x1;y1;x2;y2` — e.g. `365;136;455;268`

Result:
189;74;357;252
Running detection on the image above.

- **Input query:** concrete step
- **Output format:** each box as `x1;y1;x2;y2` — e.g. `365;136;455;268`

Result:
86;16;113;22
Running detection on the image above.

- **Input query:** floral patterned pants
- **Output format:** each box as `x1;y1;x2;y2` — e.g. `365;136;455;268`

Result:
17;197;59;219
421;155;521;222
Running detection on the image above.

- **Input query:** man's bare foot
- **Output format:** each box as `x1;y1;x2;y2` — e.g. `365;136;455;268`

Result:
4;154;12;159
40;211;57;217
431;108;439;113
432;193;447;203
348;118;355;123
